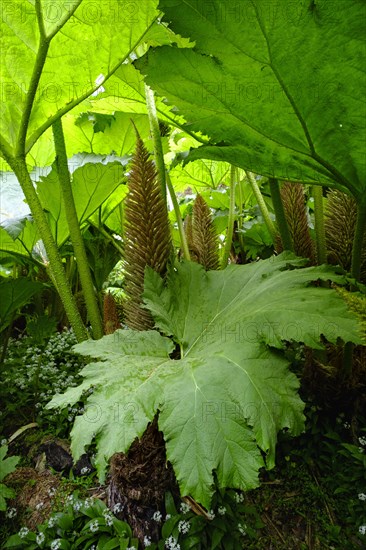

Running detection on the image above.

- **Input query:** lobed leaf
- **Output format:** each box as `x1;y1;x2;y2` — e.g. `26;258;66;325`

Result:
48;255;364;505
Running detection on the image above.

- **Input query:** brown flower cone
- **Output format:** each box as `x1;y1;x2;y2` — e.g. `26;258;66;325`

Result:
280;182;315;263
186;194;220;270
325;189;366;280
123;133;172;331
103;292;120;335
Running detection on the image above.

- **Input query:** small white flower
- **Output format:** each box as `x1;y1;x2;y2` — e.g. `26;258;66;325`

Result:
165;536;181;549
165;513;171;520
344;422;350;429
5;507;17;518
218;506;226;515
47;487;56;497
103;509;113;526
80;466;90;475
84;497;94;508
238;522;247;535
359;436;366;446
90;520;99;533
206;509;215;520
50;540;61;550
234;492;244;503
36;532;45;545
35;501;44;510
178;519;190;534
358;493;366;501
143;535;152;547
113;502;123;513
1;438;7;446
152;510;162;522
179;502;191;514
105;515;113;526
48;516;57;528
73;501;82;512
19;527;29;538
359;525;366;535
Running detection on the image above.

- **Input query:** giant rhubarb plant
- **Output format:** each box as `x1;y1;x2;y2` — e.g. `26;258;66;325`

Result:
48;254;363;506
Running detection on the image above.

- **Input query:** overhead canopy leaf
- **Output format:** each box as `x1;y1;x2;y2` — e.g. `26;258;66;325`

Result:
136;0;366;202
0;0;159;157
48;255;364;506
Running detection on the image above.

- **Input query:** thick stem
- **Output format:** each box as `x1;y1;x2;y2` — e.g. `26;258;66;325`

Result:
269;178;293;251
221;165;237;268
312;185;327;264
10;157;88;342
236;171;245;253
145;84;167;201
166;172;191;261
144;84;186;262
351;203;366;282
245;171;277;243
52;118;103;339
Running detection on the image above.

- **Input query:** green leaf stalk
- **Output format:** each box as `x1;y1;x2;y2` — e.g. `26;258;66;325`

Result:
52;118;103;339
269;178;293;252
221;165;238;267
144;85;190;260
245;171;277;244
10;158;88;342
312;186;327;264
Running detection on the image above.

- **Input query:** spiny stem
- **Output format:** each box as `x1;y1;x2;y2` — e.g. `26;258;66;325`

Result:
52;118;103;339
312;185;327;264
10;157;88;342
221;165;237;268
166;172;191;261
245;171;277;243
269;178;293;251
145;84;167;201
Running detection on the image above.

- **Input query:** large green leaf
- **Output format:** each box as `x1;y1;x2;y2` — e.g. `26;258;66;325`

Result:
0;278;43;332
136;0;366;201
0;221;41;265
48;255;363;506
36;161;126;245
0;0;159;155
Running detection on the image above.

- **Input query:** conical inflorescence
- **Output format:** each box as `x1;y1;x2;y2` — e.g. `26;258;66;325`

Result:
103;292;120;335
185;194;220;270
325;189;366;280
123;133;172;330
278;182;315;263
